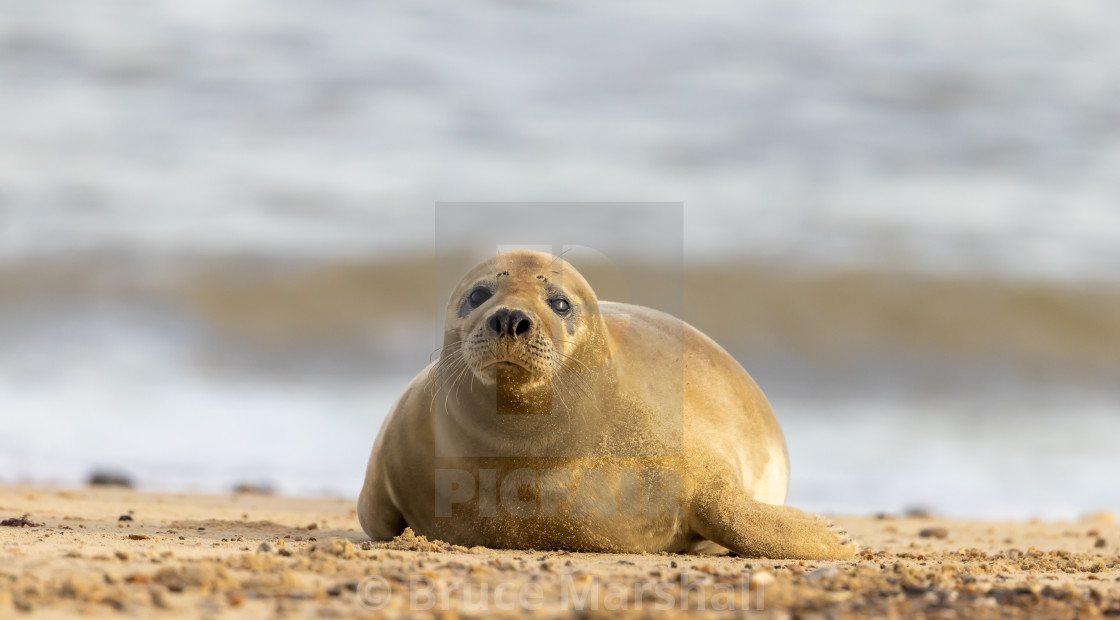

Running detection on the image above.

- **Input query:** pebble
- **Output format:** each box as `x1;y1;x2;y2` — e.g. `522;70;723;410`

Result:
1081;512;1117;525
232;483;274;495
805;566;839;581
751;571;775;587
0;514;42;528
920;527;950;539
87;471;133;488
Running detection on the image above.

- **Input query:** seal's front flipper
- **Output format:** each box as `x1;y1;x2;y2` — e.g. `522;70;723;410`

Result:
357;476;407;542
689;482;856;560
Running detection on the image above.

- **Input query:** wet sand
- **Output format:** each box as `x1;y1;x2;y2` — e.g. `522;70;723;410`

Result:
1;484;1117;618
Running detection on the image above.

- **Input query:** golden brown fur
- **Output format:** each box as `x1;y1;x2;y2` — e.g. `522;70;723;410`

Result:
358;250;855;559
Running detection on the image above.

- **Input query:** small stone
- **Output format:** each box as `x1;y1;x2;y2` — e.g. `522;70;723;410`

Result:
258;542;273;553
905;507;935;519
0;514;42;528
87;471;133;488
232;483;274;495
751;571;775;587
1095;538;1107;548
1081;512;1117;526
805;566;839;581
920;527;950;539
127;534;149;540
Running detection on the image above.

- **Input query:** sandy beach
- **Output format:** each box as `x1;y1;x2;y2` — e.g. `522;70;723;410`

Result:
1;485;1117;619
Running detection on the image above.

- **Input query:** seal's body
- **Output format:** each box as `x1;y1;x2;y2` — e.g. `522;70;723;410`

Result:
359;250;854;559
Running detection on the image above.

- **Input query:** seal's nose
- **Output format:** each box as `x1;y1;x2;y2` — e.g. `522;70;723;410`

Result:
486;308;533;337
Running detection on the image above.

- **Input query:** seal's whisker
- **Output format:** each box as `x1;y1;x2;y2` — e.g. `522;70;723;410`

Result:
433;348;464;369
550;377;572;432
433;357;462;393
555;370;593;406
552;372;589;429
429;349;466;396
553;344;594;373
552;363;591;398
430;340;465;362
550;364;580;400
444;358;471;396
449;360;473;410
553;352;595;398
431;352;470;398
441;357;473;414
432;344;463;369
433;345;463;362
555;351;593;380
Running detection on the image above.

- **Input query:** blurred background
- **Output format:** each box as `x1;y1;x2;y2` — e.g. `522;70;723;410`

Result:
1;0;1118;519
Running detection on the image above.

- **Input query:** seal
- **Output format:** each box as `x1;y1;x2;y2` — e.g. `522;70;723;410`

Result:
358;250;855;559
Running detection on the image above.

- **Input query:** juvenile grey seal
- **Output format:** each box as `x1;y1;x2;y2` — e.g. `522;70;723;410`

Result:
359;250;854;559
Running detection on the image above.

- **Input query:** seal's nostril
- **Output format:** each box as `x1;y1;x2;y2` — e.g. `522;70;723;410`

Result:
487;309;509;334
508;310;532;337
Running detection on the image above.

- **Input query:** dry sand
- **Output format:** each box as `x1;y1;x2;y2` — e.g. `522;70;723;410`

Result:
1;484;1118;619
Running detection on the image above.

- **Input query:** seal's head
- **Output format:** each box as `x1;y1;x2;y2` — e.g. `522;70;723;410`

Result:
442;250;608;395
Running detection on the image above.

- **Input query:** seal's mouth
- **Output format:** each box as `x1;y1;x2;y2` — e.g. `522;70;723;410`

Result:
472;357;544;388
482;359;531;372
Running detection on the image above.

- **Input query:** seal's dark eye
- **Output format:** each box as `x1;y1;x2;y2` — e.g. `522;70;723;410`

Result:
468;288;492;307
549;298;571;315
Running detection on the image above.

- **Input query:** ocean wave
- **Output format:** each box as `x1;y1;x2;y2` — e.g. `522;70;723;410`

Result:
2;254;1118;381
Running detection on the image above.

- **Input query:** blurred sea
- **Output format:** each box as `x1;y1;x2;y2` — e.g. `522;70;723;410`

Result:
1;0;1119;518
